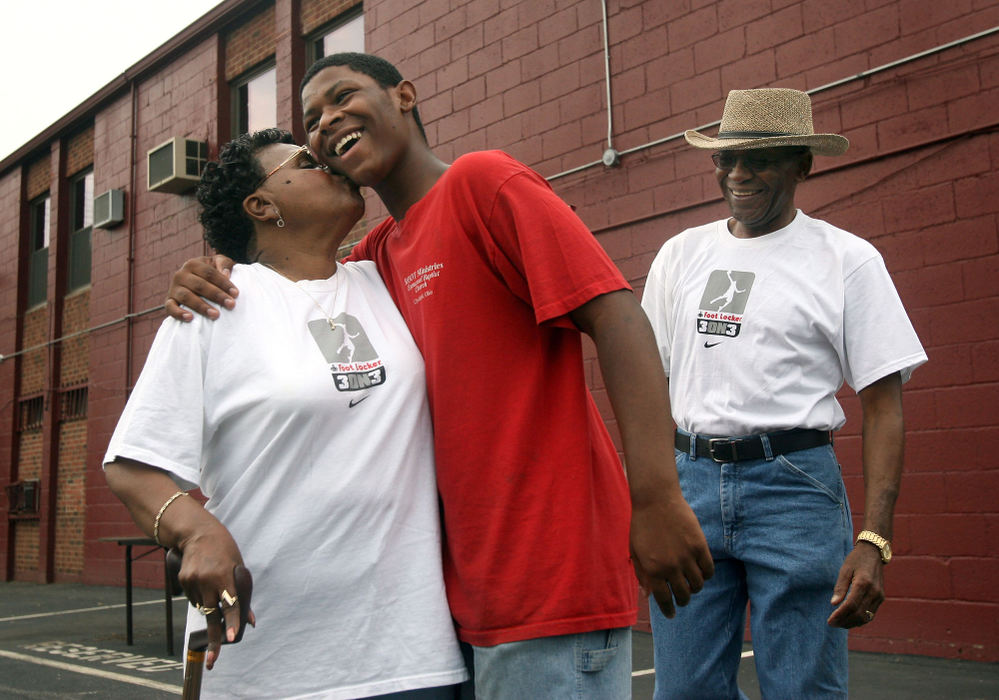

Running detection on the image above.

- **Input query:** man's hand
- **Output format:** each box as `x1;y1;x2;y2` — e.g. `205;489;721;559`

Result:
827;543;884;628
165;255;238;322
826;372;903;629
631;492;714;618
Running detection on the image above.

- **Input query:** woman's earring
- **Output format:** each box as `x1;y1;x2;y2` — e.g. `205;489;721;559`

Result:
275;207;285;228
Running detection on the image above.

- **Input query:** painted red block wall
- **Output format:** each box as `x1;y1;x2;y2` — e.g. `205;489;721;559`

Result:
360;0;997;662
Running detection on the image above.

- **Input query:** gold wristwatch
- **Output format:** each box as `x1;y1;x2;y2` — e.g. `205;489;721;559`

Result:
856;530;892;564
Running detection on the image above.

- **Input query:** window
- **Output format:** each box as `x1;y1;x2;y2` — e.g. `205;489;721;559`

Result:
68;170;93;291
308;10;364;64
233;64;277;136
28;194;50;306
17;395;44;431
60;385;88;421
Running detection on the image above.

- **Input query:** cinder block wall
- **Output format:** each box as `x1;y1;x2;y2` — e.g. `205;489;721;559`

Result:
362;0;999;661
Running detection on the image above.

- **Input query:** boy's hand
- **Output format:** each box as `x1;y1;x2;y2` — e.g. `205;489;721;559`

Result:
165;255;238;321
631;492;714;618
569;289;714;617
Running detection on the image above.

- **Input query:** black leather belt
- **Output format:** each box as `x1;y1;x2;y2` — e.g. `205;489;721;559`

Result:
674;428;831;463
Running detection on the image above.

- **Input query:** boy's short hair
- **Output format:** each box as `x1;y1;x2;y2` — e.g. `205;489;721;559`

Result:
300;52;427;143
197;128;295;263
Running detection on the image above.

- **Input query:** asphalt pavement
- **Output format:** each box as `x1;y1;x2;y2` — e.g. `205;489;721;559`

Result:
1;580;997;698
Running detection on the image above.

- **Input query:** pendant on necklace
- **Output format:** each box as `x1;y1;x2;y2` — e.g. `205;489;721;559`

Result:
327;319;336;331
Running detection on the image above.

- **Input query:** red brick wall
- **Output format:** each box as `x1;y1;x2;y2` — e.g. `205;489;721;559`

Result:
20;309;47;395
25;158;50;201
0;167;20;580
56;125;95;581
55;419;87;578
61;291;90;388
13;308;48;578
55;290;91;579
65;127;94;178
226;4;277;80
301;0;360;35
14;520;39;577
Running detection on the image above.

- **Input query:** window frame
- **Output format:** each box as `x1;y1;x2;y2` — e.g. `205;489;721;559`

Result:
306;8;365;65
231;61;278;137
27;193;50;307
67;169;93;293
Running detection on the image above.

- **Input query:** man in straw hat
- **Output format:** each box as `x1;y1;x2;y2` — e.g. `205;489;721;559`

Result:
641;88;927;698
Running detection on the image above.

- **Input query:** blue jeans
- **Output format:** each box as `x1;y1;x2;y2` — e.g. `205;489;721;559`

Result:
467;627;632;699
652;439;851;700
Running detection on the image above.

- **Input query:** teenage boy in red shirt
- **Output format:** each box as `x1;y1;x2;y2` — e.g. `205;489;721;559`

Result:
167;53;712;698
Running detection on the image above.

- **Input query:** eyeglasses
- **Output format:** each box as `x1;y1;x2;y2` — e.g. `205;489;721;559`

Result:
256;145;325;187
711;150;806;172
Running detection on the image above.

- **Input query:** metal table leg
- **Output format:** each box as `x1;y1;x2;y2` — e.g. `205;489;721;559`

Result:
164;550;175;655
124;543;134;645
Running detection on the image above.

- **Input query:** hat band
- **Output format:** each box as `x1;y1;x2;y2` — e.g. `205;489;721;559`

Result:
717;130;800;138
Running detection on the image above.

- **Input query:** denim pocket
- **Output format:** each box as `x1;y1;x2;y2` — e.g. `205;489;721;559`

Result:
579;629;620;673
775;446;844;506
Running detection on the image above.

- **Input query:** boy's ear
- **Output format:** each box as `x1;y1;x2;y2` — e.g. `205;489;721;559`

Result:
243;192;277;224
396;80;417;115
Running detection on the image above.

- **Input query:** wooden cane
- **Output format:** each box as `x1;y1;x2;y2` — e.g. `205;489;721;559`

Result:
182;630;209;700
167;550;253;700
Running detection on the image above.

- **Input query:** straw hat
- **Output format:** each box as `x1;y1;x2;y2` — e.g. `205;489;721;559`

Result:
685;88;849;156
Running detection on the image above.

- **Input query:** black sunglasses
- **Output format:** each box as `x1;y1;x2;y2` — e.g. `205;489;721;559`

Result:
711;149;807;172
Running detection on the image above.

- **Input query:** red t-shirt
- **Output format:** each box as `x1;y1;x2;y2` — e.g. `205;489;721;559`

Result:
350;151;636;645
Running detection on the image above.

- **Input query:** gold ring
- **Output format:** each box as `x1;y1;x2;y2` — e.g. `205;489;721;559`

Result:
864;610;874;622
192;602;216;616
220;589;238;608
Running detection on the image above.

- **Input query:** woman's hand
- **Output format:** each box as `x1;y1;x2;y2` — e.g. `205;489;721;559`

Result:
164;255;238;322
104;459;255;669
176;523;256;669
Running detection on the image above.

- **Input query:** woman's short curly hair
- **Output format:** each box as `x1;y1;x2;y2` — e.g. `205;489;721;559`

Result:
196;128;295;263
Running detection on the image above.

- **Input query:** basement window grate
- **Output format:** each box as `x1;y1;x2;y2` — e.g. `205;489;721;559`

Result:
60;386;88;422
17;396;44;431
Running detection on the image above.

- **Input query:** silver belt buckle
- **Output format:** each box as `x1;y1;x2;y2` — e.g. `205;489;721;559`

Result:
708;438;736;463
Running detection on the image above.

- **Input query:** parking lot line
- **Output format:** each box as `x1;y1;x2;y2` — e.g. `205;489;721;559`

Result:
0;596;184;624
0;649;182;693
633;648;753;677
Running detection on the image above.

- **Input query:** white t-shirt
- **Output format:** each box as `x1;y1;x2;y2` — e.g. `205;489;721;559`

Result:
641;211;927;436
104;261;467;699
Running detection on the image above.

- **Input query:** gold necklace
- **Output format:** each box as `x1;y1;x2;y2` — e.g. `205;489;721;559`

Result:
262;262;341;330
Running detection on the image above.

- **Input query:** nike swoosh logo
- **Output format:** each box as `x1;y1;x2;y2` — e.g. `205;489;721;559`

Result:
704;341;723;348
348;396;370;408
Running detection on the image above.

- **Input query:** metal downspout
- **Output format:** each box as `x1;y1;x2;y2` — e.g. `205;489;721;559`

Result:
126;81;138;390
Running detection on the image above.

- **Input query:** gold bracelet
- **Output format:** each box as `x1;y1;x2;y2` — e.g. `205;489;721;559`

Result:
153;491;189;546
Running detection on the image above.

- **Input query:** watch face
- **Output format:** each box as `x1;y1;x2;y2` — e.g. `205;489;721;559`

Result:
883;542;892;563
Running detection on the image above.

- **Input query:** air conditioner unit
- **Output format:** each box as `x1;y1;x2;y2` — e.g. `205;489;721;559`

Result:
5;479;40;518
93;189;125;229
147;137;208;193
